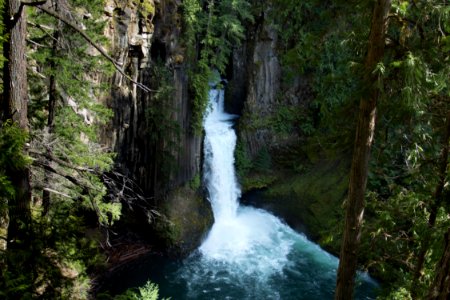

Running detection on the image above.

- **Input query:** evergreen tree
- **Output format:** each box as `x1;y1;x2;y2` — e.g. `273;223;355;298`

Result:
1;0;124;297
335;1;392;298
1;0;34;297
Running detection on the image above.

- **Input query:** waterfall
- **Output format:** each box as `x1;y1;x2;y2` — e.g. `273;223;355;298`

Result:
198;87;295;270
170;87;378;299
104;86;378;300
202;88;240;222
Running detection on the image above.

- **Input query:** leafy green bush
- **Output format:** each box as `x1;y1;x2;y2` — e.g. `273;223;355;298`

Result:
235;141;252;178
189;174;201;190
114;281;161;300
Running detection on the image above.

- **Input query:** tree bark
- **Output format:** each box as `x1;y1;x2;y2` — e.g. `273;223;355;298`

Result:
3;0;32;244
412;111;450;297
427;228;450;300
335;1;391;299
42;0;60;217
2;0;34;295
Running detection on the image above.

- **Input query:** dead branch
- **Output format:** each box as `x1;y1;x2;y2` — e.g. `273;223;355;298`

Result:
32;159;96;191
43;187;71;198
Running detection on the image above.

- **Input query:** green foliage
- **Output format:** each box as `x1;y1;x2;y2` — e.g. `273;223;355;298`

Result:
28;0;113;129
382;287;413;300
269;104;316;137
0;0;124;298
189;61;212;134
189;174;201;190
0;121;31;178
0;0;5;74
112;281;162;300
31;201;107;299
138;0;155;17
358;187;450;298
235;142;277;191
266;0;449;298
265;0;371;153
240;173;277;192
253;147;272;171
0;121;31;217
235;140;252;178
27;0;118;225
182;0;253;134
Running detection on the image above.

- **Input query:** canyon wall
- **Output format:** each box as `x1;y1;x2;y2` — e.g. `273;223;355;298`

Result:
100;0;210;253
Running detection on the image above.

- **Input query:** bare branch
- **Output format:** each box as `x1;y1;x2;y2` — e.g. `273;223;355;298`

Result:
27;38;47;48
21;0;48;6
12;1;48;24
32;159;98;191
43;187;71;198
27;21;59;44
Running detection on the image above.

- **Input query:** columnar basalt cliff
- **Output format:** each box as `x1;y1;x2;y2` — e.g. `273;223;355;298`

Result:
102;0;200;195
237;13;282;159
101;0;210;252
227;8;349;253
232;11;305;160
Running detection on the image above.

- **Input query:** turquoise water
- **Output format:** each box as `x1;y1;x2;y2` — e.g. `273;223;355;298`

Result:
146;206;378;300
105;204;378;300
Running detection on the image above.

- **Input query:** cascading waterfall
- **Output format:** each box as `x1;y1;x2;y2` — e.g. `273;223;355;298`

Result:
171;87;377;299
202;88;240;222
111;86;379;299
198;88;295;272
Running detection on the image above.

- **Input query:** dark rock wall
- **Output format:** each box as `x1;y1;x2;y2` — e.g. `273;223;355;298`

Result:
100;0;207;253
102;0;201;199
232;11;283;159
229;10;314;158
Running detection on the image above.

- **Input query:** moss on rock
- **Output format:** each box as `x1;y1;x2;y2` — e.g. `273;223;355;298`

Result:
158;185;213;255
244;155;349;254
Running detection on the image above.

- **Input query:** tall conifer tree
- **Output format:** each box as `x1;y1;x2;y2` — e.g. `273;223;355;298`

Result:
335;0;391;298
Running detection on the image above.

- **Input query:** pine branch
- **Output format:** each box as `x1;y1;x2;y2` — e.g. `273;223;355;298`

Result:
29;150;96;174
27;21;59;44
25;2;156;93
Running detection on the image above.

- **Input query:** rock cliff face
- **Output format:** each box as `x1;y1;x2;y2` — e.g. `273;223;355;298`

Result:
103;0;200;195
236;13;282;158
101;0;211;253
226;7;319;162
227;7;346;253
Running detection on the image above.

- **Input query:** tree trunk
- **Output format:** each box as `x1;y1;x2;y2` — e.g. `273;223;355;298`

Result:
3;1;28;127
412;111;450;297
3;0;31;244
427;228;450;300
42;0;60;217
335;1;391;299
2;0;33;295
